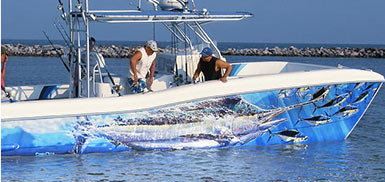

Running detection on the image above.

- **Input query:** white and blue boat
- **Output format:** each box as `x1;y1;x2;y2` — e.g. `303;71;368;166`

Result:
1;0;384;156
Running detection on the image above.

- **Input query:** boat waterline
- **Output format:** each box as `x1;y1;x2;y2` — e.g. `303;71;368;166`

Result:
1;81;382;156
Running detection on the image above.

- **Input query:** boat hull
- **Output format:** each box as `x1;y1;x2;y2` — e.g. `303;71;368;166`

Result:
1;82;382;156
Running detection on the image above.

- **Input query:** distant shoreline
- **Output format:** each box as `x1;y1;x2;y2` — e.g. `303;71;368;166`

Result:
2;44;384;58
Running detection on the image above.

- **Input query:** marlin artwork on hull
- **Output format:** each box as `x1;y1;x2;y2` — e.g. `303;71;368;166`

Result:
2;81;382;156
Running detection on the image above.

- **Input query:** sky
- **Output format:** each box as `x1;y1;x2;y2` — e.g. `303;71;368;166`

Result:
1;0;385;44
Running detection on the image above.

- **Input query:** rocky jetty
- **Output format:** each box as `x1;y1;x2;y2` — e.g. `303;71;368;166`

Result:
1;44;140;58
222;46;385;58
2;44;385;58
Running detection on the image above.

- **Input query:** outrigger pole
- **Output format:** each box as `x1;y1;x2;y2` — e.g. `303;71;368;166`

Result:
42;30;70;72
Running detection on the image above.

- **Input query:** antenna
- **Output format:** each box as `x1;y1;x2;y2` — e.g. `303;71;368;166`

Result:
190;0;197;12
137;0;142;10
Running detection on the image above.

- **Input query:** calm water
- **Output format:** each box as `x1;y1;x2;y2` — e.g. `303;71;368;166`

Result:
2;55;385;181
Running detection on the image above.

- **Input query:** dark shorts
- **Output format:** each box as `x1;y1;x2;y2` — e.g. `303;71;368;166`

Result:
128;78;146;94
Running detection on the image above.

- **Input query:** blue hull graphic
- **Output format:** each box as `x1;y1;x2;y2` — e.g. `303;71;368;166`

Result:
1;82;381;156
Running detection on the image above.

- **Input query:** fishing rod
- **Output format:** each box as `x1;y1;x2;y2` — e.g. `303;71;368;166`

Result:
83;45;124;96
53;1;122;97
53;19;73;50
42;30;70;72
53;20;123;96
52;19;82;78
57;0;68;23
53;20;90;79
76;0;83;12
95;53;123;96
53;23;123;96
56;20;71;42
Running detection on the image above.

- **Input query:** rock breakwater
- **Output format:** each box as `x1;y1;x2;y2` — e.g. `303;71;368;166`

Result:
222;46;385;58
1;44;141;58
2;44;385;58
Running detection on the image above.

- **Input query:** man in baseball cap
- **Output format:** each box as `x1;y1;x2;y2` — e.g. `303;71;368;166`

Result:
128;40;158;93
193;47;232;83
146;40;159;52
200;47;213;57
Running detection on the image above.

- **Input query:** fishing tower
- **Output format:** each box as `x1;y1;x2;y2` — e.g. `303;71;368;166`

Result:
56;0;253;98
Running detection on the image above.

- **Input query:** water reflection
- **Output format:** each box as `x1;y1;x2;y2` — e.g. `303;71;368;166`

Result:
2;139;384;181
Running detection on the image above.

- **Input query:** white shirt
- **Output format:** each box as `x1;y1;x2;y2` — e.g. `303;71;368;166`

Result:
129;47;157;79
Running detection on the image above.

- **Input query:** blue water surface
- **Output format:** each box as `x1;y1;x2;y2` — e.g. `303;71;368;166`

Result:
2;141;384;181
2;53;385;181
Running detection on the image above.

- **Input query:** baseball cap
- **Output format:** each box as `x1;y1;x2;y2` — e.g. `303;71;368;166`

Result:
201;47;213;57
146;40;159;52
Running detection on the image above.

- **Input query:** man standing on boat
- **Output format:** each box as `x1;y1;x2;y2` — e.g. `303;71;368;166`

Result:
128;40;158;93
81;37;106;77
193;47;232;83
1;47;11;102
1;47;8;89
77;37;107;97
